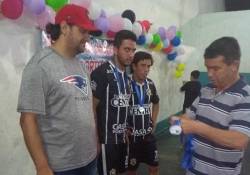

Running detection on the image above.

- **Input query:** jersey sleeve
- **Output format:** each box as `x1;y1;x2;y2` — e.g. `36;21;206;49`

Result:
150;81;159;104
90;66;107;100
17;63;46;115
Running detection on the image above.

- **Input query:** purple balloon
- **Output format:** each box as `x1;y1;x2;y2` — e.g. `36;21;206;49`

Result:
94;17;109;33
28;0;46;15
158;26;166;40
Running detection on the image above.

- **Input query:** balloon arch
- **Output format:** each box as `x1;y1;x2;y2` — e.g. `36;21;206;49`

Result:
0;0;187;78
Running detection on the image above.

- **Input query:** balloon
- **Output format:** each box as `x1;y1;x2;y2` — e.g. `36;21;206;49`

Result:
70;0;91;9
106;30;116;38
46;0;68;11
136;35;146;45
163;44;173;54
175;46;185;55
36;6;55;30
176;63;186;71
108;14;123;32
167;51;177;61
140;20;151;32
152;34;161;45
132;22;142;38
123;18;132;31
1;0;23;19
174;70;183;78
163;38;170;48
23;0;31;6
176;31;182;38
121;9;136;24
145;33;153;45
28;0;46;15
157;26;166;40
166;25;177;40
171;36;181;47
153;41;163;51
168;61;177;69
88;2;101;20
94;16;109;33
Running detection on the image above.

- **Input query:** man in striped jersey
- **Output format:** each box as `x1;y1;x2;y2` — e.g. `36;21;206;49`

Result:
91;30;137;175
127;51;160;175
171;37;250;175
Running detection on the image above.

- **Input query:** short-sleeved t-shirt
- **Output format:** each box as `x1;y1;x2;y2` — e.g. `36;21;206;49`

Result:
186;77;250;175
17;48;97;172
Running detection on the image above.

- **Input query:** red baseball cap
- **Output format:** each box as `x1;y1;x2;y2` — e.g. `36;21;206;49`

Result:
55;4;98;31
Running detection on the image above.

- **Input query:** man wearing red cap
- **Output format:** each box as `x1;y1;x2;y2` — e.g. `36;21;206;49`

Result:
17;4;99;175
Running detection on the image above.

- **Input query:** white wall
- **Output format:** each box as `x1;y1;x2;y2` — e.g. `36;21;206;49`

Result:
181;10;250;73
0;18;40;174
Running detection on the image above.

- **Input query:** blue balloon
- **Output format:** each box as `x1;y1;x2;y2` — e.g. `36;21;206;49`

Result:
167;51;177;61
136;35;146;45
171;36;181;47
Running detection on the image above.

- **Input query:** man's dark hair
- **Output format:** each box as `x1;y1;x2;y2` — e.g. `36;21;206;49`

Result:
191;70;200;79
204;37;241;65
113;30;137;48
45;23;61;41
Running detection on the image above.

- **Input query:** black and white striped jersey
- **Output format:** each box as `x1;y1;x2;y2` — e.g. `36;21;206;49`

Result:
91;61;131;144
128;78;159;143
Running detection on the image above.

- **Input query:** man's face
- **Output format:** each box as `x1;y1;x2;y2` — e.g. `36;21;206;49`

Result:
132;59;152;82
205;55;238;90
114;39;136;67
67;25;90;54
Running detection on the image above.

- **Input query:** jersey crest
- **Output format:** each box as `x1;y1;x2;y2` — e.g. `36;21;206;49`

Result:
60;75;88;95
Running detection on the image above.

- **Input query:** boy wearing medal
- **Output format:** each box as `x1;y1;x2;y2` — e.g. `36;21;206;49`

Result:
127;51;160;175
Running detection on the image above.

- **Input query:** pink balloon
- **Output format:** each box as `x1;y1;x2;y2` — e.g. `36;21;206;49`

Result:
1;0;23;19
108;14;123;32
36;6;55;30
70;0;91;9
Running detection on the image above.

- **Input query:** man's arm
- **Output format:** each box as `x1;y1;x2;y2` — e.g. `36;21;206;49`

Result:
180;115;249;150
20;112;53;175
151;103;159;131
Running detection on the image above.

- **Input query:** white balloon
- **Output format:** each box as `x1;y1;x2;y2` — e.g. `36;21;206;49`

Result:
132;22;142;38
123;18;132;31
145;33;153;44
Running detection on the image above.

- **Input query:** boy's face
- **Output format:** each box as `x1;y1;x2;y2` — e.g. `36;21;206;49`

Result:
132;59;152;82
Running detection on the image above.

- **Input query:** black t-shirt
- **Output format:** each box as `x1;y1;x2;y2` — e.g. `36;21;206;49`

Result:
128;78;159;143
180;80;201;109
91;61;131;144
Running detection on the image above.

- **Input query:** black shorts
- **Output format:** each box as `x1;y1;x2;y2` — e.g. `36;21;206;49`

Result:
98;143;128;175
128;134;159;170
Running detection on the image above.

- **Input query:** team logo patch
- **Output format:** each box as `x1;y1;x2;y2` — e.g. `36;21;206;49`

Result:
130;158;137;166
109;168;116;175
60;75;88;95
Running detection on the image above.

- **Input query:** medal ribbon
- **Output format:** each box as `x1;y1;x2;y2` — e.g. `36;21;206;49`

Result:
181;134;194;170
113;66;128;94
132;80;147;107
